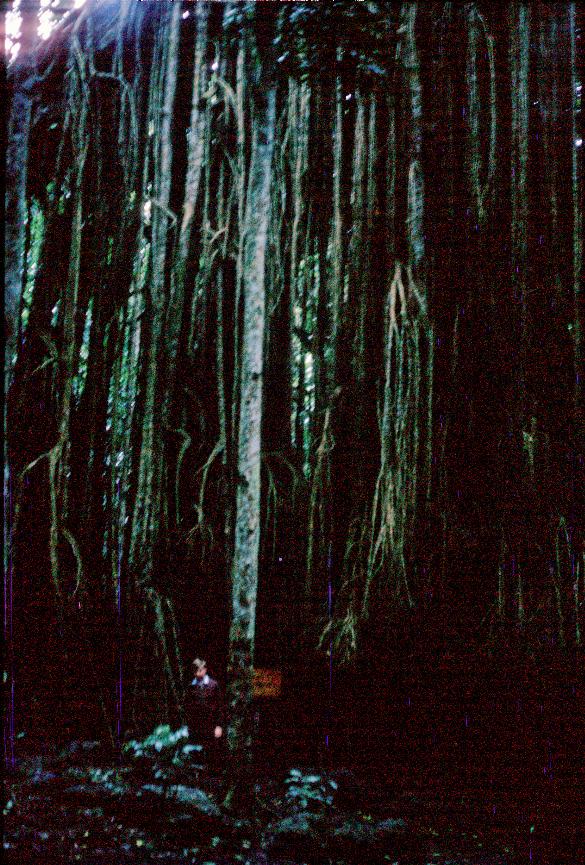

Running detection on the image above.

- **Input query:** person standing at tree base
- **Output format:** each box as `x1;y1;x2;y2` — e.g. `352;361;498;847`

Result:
185;658;224;771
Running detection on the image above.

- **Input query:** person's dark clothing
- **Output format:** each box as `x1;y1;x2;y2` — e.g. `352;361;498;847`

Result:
185;674;225;770
185;675;224;755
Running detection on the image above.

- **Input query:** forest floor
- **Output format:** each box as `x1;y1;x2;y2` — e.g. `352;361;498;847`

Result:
5;738;580;865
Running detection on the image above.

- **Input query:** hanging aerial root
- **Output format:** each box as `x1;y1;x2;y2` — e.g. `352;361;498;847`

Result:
174;427;192;525
553;516;572;650
186;440;224;549
306;405;333;596
363;263;433;617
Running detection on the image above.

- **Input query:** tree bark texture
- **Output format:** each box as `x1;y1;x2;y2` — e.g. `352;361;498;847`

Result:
226;83;277;764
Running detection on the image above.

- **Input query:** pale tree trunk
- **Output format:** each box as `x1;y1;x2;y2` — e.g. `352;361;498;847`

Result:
226;78;277;774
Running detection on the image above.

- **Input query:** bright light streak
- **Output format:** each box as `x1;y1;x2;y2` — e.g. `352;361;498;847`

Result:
6;0;22;62
7;0;87;60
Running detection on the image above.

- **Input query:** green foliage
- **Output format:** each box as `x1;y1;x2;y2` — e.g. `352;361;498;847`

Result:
284;769;336;810
123;725;203;786
124;724;197;758
87;767;128;796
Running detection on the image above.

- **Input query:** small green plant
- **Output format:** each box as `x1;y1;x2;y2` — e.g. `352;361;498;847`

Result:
123;725;203;791
125;724;187;753
87;767;128;796
283;769;337;810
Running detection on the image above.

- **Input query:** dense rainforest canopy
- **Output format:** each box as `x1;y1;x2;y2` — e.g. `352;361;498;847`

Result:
4;0;584;767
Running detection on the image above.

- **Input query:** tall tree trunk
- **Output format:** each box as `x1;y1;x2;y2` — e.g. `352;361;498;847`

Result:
127;2;182;718
401;1;425;273
167;2;209;403
226;74;277;773
509;1;530;629
129;2;181;580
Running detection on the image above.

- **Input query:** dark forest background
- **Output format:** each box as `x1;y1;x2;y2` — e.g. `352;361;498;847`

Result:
4;0;584;784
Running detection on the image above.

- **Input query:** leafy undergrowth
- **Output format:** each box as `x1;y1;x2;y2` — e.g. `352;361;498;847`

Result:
2;727;530;864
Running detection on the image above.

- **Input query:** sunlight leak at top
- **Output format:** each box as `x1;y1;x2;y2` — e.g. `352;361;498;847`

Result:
7;0;86;62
